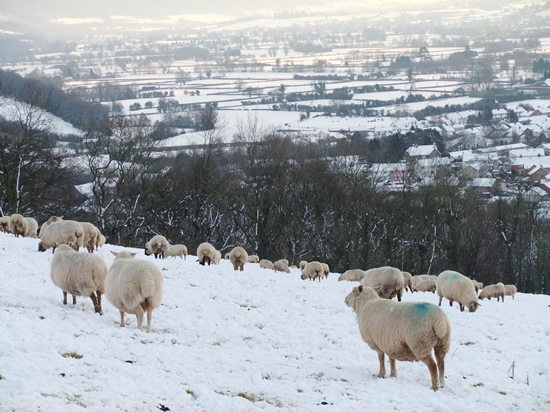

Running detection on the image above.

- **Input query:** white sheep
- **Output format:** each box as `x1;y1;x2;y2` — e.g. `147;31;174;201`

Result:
478;283;505;302
504;284;517;300
25;217;39;238
402;271;414;292
248;254;260;263
360;266;405;301
299;260;308;271
39;216;63;238
229;246;248;271
273;260;291;273
321;263;330;279
338;269;367;282
0;216;12;233
197;242;217;266
436;270;479;312
106;250;164;332
213;250;222;264
165;244;188;259
50;244;108;314
9;214;28;237
260;259;274;269
80;222;101;253
38;220;84;253
144;234;169;259
301;261;324;282
96;234;106;251
415;279;437;293
345;285;451;391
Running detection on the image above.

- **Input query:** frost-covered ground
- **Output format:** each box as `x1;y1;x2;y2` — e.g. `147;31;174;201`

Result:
0;232;549;411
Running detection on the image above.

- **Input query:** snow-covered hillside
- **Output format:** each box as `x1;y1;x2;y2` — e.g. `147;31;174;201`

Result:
0;232;549;411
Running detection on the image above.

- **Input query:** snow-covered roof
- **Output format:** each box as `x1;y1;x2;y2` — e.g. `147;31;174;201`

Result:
470;178;496;188
405;144;439;157
509;148;545;159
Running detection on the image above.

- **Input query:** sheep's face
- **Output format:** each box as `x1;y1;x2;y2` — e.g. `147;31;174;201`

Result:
468;301;480;312
38;242;46;252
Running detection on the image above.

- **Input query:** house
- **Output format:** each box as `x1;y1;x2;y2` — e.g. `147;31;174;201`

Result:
527;166;550;182
405;144;441;160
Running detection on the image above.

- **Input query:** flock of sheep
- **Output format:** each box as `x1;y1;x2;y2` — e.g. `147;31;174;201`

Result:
0;213;518;391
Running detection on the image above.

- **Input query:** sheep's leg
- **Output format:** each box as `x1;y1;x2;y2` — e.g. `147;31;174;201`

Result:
120;311;125;327
72;295;77;305
376;351;386;378
449;300;453;307
135;304;145;329
146;304;153;333
438;296;443;306
459;303;464;312
420;355;439;391
63;291;68;305
389;358;398;377
434;346;446;388
89;292;102;315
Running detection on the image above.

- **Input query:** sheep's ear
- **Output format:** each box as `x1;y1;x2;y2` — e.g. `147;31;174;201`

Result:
131;252;137;257
358;285;363;293
111;251;118;257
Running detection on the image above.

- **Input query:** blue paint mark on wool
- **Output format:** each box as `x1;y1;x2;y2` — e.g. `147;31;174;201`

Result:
451;273;460;279
413;303;432;318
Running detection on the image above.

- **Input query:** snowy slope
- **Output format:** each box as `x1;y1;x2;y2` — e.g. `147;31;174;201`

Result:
0;232;549;411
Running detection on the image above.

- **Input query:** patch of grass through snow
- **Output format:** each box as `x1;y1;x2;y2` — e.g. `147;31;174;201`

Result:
59;351;83;359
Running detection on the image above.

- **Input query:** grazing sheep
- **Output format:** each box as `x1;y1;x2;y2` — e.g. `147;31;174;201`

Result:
50;244;108;314
25;218;39;238
504;284;517;300
96;234;106;251
144;235;169;259
345;285;451;391
260;259;274;269
476;281;483;291
301;261;323;282
197;242;217;266
321;263;330;279
213;250;222;265
338;269;367;282
80;222;101;253
248;255;260;263
0;216;12;233
360;266;405;301
229;246;248;271
436;271;479;312
39;216;63;239
38;220;84;253
165;244;188;259
281;259;289;266
478;283;505;302
273;260;291;273
415;279;437;293
299;260;308;271
402;271;414;292
9;214;28;237
106;251;164;332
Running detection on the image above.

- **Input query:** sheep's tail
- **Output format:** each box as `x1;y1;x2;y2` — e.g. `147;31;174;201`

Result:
433;316;450;340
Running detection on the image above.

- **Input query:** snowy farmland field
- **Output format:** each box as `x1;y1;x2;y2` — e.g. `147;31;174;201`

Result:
0;232;549;411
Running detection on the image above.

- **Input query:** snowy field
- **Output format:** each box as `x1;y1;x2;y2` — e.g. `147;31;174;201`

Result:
0;232;549;411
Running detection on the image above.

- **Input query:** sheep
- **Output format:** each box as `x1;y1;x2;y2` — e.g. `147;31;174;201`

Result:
321;263;330;279
344;285;451;391
80;222;101;253
360;266;405;301
106;251;164;332
144;234;169;259
415;279;437;293
273;260;291;273
436;270;479;312
248;255;260;263
478;283;505;302
260;259;274;269
38;220;84;253
165;244;188;259
402;271;414;292
213;250;222;265
50;244;108;314
338;269;367;282
504;284;517;300
301;261;323;282
39;216;63;239
229;246;248;271
224;252;230;260
9;214;28;237
24;217;39;238
197;242;217;266
96;234;106;251
299;260;308;271
0;216;12;233
281;259;289;266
